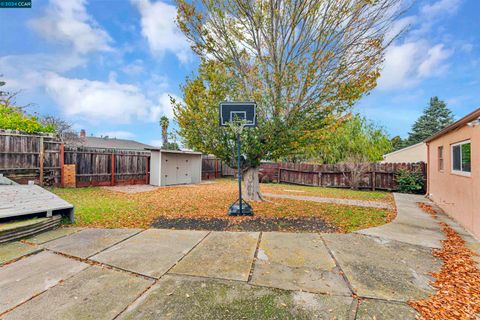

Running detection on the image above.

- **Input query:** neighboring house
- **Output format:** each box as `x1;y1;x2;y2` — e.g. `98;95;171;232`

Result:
381;142;427;163
76;129;154;151
426;108;480;239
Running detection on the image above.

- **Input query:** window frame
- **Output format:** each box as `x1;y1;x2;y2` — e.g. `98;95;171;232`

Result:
450;140;471;176
437;146;444;171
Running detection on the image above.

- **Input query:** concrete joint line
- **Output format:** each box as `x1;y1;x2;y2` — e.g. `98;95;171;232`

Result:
85;228;146;259
0;247;43;267
247;231;263;283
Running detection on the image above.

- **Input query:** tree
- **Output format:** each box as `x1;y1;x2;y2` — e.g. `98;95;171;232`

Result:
0;83;55;134
40;116;81;145
390;135;407;151
160;116;169;147
310;115;392;189
407;97;454;145
175;0;403;200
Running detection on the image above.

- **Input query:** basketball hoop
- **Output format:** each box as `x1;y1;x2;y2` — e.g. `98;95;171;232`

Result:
219;102;257;216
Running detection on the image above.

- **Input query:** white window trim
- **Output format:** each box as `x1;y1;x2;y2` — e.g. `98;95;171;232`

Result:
451;140;471;177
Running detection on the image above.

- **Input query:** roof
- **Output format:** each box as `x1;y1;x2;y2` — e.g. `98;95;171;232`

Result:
382;142;426;158
425;108;480;143
78;137;155;151
145;147;202;155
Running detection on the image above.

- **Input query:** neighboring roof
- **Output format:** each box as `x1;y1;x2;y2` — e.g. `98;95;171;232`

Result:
382;142;426;158
78;137;155;151
425;108;480;143
145;147;202;155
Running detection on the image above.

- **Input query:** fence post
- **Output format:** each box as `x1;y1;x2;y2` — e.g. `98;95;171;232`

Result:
111;153;115;186
60;143;65;187
371;164;376;191
39;136;44;186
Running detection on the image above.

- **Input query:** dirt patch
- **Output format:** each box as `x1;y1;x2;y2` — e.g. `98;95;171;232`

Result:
151;217;337;233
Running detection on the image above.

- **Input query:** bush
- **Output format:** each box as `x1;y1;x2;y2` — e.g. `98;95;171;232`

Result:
395;169;424;194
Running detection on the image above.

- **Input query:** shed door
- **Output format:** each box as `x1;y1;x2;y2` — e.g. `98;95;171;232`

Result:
164;153;177;185
176;155;191;184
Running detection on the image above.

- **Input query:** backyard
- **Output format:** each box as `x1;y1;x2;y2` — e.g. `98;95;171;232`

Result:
52;179;395;233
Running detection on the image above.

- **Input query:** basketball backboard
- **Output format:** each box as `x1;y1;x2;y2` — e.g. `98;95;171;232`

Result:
219;102;257;127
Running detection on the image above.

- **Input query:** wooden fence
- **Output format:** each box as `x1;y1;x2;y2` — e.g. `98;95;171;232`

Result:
201;156;222;180
0;131;62;185
278;162;427;191
0;130;150;187
64;147;150;187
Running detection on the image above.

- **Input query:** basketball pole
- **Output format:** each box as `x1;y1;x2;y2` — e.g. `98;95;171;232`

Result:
236;131;243;215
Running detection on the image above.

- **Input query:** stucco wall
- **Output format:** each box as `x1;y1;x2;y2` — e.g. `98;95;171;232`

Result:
382;143;427;163
427;125;480;239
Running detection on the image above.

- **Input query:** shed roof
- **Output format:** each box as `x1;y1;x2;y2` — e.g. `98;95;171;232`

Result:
145;148;202;155
425;108;480;143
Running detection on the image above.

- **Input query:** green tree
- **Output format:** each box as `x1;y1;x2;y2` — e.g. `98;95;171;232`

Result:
407;97;454;145
0;83;55;134
175;0;403;200
159;116;170;147
390;135;407;151
312;115;392;164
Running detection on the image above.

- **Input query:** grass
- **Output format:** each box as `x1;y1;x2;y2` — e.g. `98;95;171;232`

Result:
52;179;395;232
261;183;394;203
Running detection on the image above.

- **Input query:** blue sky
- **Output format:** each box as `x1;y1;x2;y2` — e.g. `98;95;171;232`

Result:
0;0;479;146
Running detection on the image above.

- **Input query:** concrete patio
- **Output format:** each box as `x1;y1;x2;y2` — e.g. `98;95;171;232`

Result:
0;193;478;319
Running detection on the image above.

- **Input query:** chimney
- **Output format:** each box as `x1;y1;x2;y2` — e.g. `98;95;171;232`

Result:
80;129;86;138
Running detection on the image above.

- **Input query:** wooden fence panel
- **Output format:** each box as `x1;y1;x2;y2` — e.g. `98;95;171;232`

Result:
278;162;427;191
64;147;150;187
0;130;61;185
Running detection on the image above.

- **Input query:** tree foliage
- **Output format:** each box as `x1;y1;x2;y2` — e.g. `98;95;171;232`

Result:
407;97;454;145
310;115;392;164
175;0;403;168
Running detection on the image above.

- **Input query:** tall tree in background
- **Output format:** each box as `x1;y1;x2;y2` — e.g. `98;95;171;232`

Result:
175;0;403;200
407;97;454;145
160;116;169;147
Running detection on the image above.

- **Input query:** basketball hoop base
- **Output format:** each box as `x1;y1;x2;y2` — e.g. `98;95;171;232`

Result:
228;199;254;216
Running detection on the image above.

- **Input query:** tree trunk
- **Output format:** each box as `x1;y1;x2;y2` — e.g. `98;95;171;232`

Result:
243;167;263;201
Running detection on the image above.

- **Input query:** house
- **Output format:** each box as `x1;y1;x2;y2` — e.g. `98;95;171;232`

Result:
76;129;154;151
425;108;480;239
381;142;427;163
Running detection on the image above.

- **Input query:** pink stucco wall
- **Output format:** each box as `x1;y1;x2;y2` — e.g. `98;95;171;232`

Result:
427;124;480;239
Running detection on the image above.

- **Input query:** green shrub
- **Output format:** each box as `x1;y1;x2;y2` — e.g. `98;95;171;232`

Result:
395;168;425;194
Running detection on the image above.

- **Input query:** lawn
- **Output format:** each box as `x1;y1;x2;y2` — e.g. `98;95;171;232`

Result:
52;179;395;233
261;182;394;203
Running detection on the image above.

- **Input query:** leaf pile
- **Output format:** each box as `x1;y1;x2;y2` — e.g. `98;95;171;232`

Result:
410;204;480;319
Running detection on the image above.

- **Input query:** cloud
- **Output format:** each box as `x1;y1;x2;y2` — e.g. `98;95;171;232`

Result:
98;131;137;139
122;59;145;75
44;73;178;124
131;0;191;63
29;0;112;54
378;41;451;90
420;0;461;18
0;53;85;90
149;92;180;120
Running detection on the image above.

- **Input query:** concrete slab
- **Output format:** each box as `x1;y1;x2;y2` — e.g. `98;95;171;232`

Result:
3;266;153;320
322;233;441;302
118;274;354;320
171;231;259;281
356;299;418;320
390;193;441;230
250;232;350;295
91;229;208;278
0;251;88;314
43;228;141;258
358;223;444;249
24;227;82;245
0;241;40;265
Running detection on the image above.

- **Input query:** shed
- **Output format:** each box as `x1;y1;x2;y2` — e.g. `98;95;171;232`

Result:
147;149;202;186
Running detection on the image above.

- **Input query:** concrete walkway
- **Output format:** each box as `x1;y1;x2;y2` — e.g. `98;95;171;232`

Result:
263;192;394;209
0;194;478;319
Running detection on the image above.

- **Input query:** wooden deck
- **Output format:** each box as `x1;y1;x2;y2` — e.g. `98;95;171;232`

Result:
0;184;74;222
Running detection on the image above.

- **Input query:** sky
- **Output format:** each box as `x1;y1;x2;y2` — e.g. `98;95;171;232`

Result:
0;0;479;146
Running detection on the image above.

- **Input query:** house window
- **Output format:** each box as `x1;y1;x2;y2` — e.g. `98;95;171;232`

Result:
438;146;444;171
451;141;471;175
